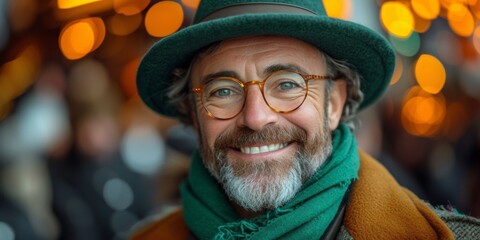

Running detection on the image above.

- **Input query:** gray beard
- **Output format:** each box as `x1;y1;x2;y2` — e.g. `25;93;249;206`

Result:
216;144;331;212
201;121;332;212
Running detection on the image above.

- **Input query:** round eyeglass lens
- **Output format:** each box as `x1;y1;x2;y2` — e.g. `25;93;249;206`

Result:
202;78;244;119
264;71;307;112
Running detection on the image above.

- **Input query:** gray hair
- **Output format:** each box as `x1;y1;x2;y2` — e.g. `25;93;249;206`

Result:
166;44;363;129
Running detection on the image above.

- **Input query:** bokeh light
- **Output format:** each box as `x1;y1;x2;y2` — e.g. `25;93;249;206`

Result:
113;0;150;16
87;17;106;51
474;26;480;54
390;55;404;85
401;87;446;137
389;32;421;57
120;125;165;175
380;1;415;38
57;0;101;9
411;0;441;19
439;0;474;8
16;90;69;154
415;54;446;94
447;3;475;37
323;0;352;19
0;222;14;240
413;13;432;33
106;13;142;36
145;1;184;38
1;2;480;239
181;0;201;9
103;178;134;211
466;0;478;5
59;18;105;60
0;45;41;103
472;0;480;18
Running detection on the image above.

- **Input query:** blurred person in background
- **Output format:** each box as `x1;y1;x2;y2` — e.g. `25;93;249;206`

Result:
131;0;480;239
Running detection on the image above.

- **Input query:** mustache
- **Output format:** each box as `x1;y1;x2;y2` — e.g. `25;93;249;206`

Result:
214;125;308;149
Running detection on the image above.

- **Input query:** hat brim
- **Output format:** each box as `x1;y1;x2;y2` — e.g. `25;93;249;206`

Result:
137;13;395;117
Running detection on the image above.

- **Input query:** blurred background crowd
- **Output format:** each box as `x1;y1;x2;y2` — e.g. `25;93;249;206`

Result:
0;0;479;239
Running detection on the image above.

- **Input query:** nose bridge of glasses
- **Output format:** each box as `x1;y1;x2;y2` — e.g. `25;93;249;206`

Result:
244;79;266;93
243;80;264;87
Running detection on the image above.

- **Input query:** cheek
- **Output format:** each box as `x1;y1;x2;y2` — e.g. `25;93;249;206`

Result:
198;117;230;148
286;98;327;136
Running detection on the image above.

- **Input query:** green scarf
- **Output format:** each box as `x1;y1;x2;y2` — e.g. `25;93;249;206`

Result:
181;124;359;239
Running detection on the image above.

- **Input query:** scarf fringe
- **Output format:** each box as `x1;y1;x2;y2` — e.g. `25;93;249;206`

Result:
215;208;293;239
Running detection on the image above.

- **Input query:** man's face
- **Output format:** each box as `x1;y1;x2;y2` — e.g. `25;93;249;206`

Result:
191;36;346;212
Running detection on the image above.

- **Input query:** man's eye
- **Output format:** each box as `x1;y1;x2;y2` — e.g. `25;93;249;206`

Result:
279;81;298;90
213;88;232;97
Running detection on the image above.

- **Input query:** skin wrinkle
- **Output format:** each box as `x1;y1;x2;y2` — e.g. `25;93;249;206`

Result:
167;36;362;128
191;36;345;214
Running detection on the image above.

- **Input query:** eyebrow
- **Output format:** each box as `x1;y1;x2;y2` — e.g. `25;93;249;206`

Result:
199;71;239;85
198;64;309;85
263;64;309;76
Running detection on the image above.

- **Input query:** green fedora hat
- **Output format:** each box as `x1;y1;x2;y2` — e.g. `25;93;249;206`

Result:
137;0;395;117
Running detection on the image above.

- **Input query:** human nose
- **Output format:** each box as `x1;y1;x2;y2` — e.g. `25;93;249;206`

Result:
236;84;278;131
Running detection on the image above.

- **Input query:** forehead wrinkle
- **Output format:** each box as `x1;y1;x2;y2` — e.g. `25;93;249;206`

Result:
192;36;328;84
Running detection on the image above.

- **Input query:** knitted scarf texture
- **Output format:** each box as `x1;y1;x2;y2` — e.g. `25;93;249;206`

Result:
181;124;359;239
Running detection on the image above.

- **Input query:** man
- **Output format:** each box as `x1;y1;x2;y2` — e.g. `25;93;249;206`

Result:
132;0;480;239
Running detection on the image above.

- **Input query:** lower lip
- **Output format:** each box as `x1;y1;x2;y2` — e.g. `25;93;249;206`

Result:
228;143;296;160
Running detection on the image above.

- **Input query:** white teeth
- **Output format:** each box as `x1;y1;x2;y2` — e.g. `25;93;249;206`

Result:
240;143;287;154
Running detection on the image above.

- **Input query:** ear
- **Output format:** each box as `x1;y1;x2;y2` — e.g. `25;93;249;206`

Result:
327;79;347;130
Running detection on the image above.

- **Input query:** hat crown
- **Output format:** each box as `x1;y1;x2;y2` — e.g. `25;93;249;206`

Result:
193;0;327;23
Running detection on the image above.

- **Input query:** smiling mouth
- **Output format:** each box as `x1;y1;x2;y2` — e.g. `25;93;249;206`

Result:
239;143;289;154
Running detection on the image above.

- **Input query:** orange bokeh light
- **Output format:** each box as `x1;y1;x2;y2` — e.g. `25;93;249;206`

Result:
415;54;446;94
86;17;106;51
413;14;432;33
71;24;93;52
390;55;404;85
468;0;478;5
471;0;480;18
113;0;150;16
380;2;415;38
439;0;470;8
57;0;101;9
401;87;446;137
145;1;184;38
447;3;475;37
411;0;441;20
59;18;105;60
0;45;41;102
323;0;352;20
181;0;201;9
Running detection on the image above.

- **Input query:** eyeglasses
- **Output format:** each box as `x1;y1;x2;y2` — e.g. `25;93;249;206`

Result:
192;70;331;120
